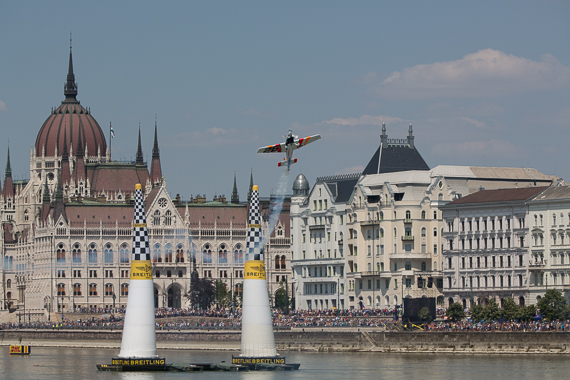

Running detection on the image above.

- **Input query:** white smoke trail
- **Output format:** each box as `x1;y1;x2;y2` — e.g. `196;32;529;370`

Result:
261;171;290;249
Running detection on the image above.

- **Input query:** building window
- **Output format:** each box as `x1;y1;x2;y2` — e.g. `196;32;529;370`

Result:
120;243;130;263
57;243;66;264
104;243;113;264
89;284;97;296
72;243;81;264
176;244;184;263
88;243;98;264
121;283;129;296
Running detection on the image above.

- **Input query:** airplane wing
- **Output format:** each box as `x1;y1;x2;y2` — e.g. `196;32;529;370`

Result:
296;134;321;148
257;142;286;154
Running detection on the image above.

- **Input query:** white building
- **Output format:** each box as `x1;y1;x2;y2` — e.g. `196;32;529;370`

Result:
290;123;561;310
441;186;550;309
528;186;570;305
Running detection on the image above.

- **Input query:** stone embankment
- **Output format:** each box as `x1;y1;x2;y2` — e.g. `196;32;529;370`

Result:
1;329;569;354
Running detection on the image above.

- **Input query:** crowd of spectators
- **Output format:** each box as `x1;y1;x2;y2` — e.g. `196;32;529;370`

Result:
1;307;569;332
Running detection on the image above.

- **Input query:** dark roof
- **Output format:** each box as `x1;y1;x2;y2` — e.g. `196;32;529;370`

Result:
316;173;360;203
444;186;548;206
362;145;429;175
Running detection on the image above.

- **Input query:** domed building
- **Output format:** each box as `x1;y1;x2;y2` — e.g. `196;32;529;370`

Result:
0;48;291;320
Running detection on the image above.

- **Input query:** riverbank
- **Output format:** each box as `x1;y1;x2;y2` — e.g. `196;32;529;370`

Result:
1;329;569;354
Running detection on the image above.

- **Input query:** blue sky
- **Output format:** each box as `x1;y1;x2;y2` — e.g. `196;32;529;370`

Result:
1;1;569;199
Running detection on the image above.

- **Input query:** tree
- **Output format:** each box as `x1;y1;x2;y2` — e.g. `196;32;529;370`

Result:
483;299;501;321
419;307;432;322
537;289;569;321
500;297;520;321
519;304;537;322
215;280;231;308
446;303;465;321
189;271;215;309
274;284;289;312
470;304;484;322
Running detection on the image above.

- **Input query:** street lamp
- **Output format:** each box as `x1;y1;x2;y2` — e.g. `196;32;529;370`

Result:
112;292;116;311
61;293;64;322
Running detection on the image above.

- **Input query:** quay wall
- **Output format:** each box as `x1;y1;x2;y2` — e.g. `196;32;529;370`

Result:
1;329;569;354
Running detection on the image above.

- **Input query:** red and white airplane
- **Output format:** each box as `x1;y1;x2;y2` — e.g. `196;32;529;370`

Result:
257;130;321;171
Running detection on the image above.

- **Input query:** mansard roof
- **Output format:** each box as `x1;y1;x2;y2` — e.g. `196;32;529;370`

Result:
362;124;429;175
316;173;360;203
87;162;150;194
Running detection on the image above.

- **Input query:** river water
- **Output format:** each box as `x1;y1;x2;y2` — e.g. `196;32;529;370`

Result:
0;347;567;380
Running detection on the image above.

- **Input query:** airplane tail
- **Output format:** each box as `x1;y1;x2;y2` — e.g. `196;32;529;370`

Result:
278;158;297;168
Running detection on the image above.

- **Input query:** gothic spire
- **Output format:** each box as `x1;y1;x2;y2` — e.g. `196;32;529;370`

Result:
152;119;160;159
55;172;64;202
231;171;239;204
64;34;78;102
247;168;254;202
5;145;12;178
76;125;84;158
42;176;51;204
136;125;144;165
62;128;69;160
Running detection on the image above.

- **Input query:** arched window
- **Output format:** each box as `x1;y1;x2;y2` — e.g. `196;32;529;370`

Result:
74;284;82;296
281;255;286;270
57;243;66;264
421;262;426;271
165;243;173;263
120;243;129;264
421;210;426;220
73;243;81;264
89;284;98;296
104;243;113;264
153;210;161;226
176;244;184;263
379;211;384;220
380;228;384;238
88;243;97;264
6;279;11;288
219;244;228;264
6;292;11;299
275;255;281;270
203;244;212;264
105;283;114;296
153;243;162;263
121;283;129;296
405;210;411;222
421;227;426;237
57;284;66;296
234;244;243;264
165;210;172;226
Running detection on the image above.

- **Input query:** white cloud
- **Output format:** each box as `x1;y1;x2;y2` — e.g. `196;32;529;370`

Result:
455;116;486;129
207;127;227;135
319;114;405;126
0;101;6;111
375;49;570;98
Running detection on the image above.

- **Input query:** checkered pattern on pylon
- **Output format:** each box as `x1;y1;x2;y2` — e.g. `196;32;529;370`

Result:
246;188;263;261
131;188;151;261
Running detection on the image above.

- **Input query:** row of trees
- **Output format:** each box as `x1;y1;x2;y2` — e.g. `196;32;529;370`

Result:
446;289;570;322
187;271;291;310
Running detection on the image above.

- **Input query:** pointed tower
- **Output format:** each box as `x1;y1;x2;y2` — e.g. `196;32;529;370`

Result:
136;126;144;165
61;129;71;190
247;169;254;202
231;172;239;204
3;146;14;200
53;173;67;223
240;185;277;358
64;36;78;103
72;126;86;190
118;183;158;359
41;177;51;221
149;121;162;186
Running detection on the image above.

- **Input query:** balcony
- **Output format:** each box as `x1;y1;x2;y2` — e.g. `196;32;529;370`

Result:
404;219;412;224
401;236;414;242
389;252;430;259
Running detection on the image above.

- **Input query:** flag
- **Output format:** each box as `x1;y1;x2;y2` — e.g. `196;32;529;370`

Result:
111;125;115;138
